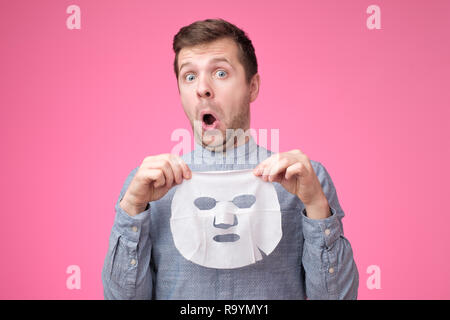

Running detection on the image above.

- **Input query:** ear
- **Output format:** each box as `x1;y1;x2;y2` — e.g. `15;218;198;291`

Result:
249;73;260;103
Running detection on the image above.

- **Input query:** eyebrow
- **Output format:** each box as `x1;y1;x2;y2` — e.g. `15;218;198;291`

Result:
179;57;233;73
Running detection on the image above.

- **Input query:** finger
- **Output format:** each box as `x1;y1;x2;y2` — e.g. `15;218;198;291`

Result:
268;156;296;182
288;149;303;155
285;162;306;181
181;160;192;179
253;153;277;176
168;156;184;185
253;161;266;176
269;171;285;183
173;156;192;180
262;157;277;181
146;168;166;188
149;159;174;188
287;150;312;171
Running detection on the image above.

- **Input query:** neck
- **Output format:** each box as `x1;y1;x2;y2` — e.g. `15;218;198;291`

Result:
195;130;250;154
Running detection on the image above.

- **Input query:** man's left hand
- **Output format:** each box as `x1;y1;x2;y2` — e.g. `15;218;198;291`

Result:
253;149;331;220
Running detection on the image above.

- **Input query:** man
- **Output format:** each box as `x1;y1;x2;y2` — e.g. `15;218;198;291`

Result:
102;18;359;299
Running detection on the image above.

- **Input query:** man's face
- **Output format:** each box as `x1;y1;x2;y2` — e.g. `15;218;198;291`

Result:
177;37;260;149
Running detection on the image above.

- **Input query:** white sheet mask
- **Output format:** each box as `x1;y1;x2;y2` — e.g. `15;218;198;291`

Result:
170;169;282;269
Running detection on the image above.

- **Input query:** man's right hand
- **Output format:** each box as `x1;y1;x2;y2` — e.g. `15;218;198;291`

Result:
119;154;192;216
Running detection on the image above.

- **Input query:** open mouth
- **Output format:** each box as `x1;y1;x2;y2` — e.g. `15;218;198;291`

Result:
202;113;217;126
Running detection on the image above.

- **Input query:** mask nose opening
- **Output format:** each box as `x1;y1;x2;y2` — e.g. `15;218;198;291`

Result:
213;213;238;229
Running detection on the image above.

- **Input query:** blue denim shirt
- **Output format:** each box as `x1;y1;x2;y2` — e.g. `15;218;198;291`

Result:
101;137;359;299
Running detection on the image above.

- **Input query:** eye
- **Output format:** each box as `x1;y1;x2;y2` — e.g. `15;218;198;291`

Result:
231;194;256;209
194;197;217;210
216;70;227;78
185;73;196;82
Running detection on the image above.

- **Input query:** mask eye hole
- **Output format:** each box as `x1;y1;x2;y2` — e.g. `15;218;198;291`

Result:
194;197;217;210
231;194;256;209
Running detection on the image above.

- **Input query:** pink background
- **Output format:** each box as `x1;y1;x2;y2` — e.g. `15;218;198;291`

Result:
1;0;449;299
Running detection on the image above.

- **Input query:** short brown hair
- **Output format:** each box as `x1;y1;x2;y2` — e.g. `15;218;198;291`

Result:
173;18;258;85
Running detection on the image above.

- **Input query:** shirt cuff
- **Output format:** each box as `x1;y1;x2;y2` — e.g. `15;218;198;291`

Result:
112;200;151;243
302;206;342;249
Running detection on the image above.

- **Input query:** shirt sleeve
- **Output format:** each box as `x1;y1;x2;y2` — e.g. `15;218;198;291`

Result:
101;167;153;300
301;161;359;300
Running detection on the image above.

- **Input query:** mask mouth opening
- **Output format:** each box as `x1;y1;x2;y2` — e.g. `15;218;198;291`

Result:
203;113;217;126
213;233;240;243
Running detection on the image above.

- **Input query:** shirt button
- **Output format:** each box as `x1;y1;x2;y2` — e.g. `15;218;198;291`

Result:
131;226;138;232
329;267;335;274
130;259;136;266
324;229;331;236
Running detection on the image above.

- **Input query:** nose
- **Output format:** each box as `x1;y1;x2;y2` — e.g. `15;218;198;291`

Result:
196;74;214;99
213;213;238;229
